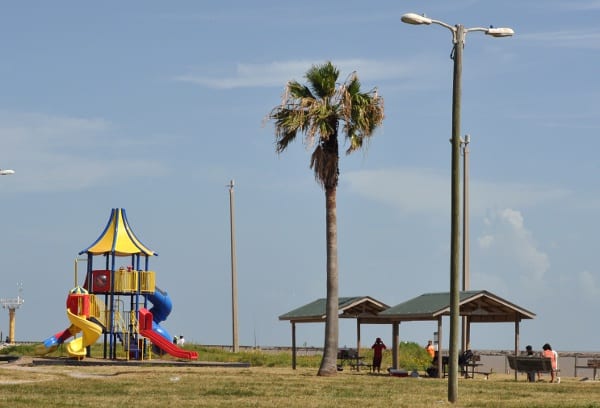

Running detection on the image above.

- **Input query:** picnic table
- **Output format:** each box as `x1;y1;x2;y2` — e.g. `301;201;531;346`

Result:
433;355;491;379
462;361;486;379
575;358;600;380
337;348;371;371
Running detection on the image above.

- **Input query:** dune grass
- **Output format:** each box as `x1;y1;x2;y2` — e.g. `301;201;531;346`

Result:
2;344;600;407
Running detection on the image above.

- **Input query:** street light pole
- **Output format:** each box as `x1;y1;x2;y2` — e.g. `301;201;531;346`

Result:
401;13;513;403
449;26;464;402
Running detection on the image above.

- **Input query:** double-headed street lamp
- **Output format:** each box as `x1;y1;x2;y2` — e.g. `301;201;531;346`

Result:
401;13;513;403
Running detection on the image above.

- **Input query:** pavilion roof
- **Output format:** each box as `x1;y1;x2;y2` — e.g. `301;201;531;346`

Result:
378;290;535;323
279;296;390;323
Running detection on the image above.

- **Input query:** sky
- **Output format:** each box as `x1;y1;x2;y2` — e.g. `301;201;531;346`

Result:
0;1;599;353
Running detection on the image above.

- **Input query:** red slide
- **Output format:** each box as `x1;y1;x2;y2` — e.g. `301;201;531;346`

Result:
139;308;198;360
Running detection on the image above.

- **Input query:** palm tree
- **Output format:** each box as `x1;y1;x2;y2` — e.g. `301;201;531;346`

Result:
268;61;384;376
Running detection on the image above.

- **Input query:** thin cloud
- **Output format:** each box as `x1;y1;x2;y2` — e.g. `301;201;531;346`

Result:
344;168;448;214
173;58;424;89
579;270;600;299
509;111;600;130
0;111;110;149
558;0;600;10
473;182;570;215
478;235;494;249
160;9;401;26
520;29;600;49
344;168;571;216
0;111;167;193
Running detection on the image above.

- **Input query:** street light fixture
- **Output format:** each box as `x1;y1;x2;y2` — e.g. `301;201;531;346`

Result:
0;169;15;176
401;13;514;37
401;12;513;403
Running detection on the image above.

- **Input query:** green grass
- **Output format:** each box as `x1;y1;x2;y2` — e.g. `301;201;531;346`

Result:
2;343;600;407
2;341;431;369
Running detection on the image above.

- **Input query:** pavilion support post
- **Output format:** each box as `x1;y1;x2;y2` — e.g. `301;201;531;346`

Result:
392;322;399;369
291;322;297;370
437;317;443;378
466;316;471;350
514;318;519;380
356;318;361;365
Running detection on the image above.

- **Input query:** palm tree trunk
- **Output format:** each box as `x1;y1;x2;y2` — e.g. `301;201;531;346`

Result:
318;184;339;376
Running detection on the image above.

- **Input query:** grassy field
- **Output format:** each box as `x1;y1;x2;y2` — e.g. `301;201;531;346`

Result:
2;344;600;407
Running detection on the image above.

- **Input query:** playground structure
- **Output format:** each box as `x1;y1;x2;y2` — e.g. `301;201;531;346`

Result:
1;283;25;343
40;208;197;360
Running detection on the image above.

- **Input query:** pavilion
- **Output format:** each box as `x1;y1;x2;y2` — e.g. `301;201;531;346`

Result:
279;290;535;375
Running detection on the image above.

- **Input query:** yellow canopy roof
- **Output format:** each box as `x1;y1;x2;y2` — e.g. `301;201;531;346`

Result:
79;208;157;256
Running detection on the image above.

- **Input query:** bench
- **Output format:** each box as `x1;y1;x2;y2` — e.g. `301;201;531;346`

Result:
506;356;558;381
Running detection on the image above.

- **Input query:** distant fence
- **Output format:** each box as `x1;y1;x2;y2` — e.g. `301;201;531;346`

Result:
6;342;600;377
201;347;600;377
468;350;600;378
202;344;323;355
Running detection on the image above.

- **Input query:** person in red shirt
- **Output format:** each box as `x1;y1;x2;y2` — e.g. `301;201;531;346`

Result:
371;337;387;373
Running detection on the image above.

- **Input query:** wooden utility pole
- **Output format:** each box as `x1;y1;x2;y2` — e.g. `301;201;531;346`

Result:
228;180;239;352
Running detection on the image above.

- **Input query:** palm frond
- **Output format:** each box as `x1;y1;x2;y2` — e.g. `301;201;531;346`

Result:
306;61;339;100
345;73;361;95
270;107;309;151
287;80;314;100
340;82;384;154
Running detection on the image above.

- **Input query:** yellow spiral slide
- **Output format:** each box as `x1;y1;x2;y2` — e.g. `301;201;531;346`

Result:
65;309;102;358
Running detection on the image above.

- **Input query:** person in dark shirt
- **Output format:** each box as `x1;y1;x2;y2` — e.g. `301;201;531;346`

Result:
371;337;387;373
525;345;537;382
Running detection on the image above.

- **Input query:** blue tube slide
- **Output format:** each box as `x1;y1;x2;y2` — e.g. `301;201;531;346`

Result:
146;286;174;342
